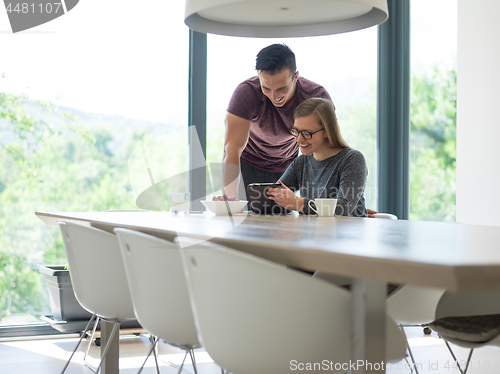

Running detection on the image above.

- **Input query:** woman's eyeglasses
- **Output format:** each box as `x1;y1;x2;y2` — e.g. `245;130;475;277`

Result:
289;126;324;140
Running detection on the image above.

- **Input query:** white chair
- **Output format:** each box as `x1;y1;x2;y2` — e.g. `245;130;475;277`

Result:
178;237;407;374
386;285;446;373
429;290;500;374
58;221;142;374
114;228;202;374
313;213;446;374
387;284;446;326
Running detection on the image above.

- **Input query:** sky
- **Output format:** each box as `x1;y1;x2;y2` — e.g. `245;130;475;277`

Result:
0;0;457;124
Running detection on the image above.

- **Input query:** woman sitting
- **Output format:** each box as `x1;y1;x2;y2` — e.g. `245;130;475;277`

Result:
267;97;367;217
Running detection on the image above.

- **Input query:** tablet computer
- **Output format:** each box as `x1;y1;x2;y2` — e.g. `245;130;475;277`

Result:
246;183;291;215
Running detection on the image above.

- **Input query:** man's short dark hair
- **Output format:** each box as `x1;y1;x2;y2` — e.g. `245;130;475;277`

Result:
255;44;296;76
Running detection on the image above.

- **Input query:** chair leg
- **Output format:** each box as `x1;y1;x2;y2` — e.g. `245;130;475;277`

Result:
60;314;97;374
95;322;120;374
83;316;100;365
399;326;419;374
138;337;159;374
152;337;160;374
176;350;189;374
189;348;198;374
463;348;474;374
443;341;475;374
81;320;153;374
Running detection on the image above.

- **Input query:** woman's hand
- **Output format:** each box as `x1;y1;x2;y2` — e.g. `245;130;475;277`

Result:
267;181;304;212
367;208;378;218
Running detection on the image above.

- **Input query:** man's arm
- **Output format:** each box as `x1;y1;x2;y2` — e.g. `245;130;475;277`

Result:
222;112;251;198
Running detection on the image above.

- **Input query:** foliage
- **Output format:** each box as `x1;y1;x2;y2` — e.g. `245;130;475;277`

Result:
0;89;136;323
410;65;457;221
338;85;377;209
0;63;457;325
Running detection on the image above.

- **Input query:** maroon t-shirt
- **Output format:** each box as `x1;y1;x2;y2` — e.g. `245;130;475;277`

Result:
227;76;332;173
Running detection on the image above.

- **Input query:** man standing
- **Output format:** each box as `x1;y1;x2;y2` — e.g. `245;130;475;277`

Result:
223;44;332;199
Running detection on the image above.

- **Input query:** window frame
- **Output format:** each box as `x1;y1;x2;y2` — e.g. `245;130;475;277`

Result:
1;0;411;338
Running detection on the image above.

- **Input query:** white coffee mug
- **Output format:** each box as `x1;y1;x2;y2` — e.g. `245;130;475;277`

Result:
308;198;337;217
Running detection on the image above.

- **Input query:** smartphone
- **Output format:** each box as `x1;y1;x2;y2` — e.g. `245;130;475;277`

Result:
246;183;290;215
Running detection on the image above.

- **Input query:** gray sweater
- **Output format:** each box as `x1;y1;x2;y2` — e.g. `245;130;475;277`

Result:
279;148;368;217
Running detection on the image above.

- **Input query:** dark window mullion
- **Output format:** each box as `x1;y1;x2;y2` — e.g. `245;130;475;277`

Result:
188;29;207;211
377;0;411;219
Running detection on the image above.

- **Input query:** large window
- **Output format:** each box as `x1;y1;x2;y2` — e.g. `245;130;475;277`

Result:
410;0;457;221
0;1;189;329
1;0;458;333
206;29;379;209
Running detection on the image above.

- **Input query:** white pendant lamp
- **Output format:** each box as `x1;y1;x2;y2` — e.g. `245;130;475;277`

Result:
184;0;388;37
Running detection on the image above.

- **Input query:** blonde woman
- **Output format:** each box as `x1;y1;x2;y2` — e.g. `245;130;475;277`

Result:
267;98;367;216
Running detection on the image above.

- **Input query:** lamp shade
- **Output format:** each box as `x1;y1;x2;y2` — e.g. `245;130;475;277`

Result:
184;0;388;37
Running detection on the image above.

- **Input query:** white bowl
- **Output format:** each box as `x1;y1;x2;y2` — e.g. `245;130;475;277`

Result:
201;200;248;215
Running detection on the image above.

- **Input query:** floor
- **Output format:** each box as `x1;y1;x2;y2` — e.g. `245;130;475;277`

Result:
0;331;223;374
0;327;499;373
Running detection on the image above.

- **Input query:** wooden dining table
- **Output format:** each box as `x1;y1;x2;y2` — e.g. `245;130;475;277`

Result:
36;210;500;373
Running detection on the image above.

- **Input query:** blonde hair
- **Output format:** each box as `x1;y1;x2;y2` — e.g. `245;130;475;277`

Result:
294;98;348;149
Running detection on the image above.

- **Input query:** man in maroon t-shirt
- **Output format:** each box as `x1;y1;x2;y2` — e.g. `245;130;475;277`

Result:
223;44;332;200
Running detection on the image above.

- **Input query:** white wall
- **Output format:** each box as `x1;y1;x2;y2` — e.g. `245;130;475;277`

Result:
457;0;500;226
